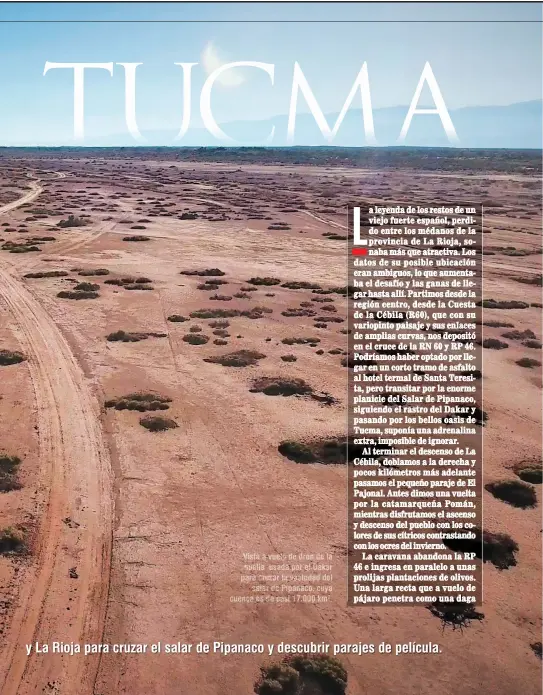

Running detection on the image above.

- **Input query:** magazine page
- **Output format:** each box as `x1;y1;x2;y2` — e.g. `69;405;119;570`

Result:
0;3;541;695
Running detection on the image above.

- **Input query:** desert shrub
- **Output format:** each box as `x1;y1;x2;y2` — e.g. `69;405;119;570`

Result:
197;283;219;291
233;292;250;299
531;642;542;659
182;334;209;345
139;415;178;432
57;290;99;300
106;330;166;343
210;294;232;301
0;454;22;492
78;268;109;276
281;355;297;362
241;307;273;319
123;235;150;242
24;270;68;279
481;338;508;350
0;527;25;554
514;275;543;286
213;339;228;345
204;349;266;367
282;308;316;318
0;350;26;366
75;282;100;292
443;527;518;570
501;329;537;341
514;460;542;485
181;268;225;277
189;325;202;333
282;337;320;346
209;320;230;328
5;244;40;253
281;281;322;290
123;283;154;291
277;437;383;465
105;392;172;412
516;357;541;368
485;479;537;508
478;299;529;309
213;329;229;338
482;320;514;328
428;601;484;631
250;377;313;397
190;308;240;319
130;225;146;230
247;277;281;286
254;654;347;695
523;339;542;348
57;214;88;228
167;315;189;323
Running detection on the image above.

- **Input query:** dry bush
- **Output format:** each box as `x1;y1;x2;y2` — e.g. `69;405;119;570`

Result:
516;357;541;368
24;270;68;279
57;290;99;300
478;299;529;309
501;329;537;341
428;601;484;631
443;527;518;570
254;654;347;695
139;415;178;432
75;282;100;292
78;268;110;276
181;268;225;277
277;436;387;465
57;214;88;228
481;338;509;350
106;330;166;342
523;339;542;348
281;354;297;362
204;349;266;367
513;459;542;485
0;527;26;555
482;320;514;328
167;315;189;323
0;350;26;366
250;377;313;397
282;337;320;346
0;454;22;492
485;479;537;508
123;235;150;242
281;281;322;290
105;392;172;412
247;277;281;286
182;334;209;345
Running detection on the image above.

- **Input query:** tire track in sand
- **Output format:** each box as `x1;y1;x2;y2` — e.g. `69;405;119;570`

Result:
0;179;113;695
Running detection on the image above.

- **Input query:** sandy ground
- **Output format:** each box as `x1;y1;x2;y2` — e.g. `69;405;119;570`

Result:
0;154;540;695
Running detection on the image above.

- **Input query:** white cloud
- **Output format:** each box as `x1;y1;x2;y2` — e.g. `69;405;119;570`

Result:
201;41;245;88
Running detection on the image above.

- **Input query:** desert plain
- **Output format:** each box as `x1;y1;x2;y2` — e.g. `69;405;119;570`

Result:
0;147;540;695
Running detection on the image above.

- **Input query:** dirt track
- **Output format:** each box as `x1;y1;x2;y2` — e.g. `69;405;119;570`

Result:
0;181;113;695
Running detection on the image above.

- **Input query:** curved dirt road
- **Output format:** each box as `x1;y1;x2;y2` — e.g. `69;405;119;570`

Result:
0;178;113;695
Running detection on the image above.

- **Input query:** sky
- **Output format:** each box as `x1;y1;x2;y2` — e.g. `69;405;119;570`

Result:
0;2;540;145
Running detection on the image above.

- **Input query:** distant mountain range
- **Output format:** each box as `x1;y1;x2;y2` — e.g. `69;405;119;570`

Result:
12;100;543;149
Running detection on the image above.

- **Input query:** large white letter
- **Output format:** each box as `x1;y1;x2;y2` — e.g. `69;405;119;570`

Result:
43;62;113;140
173;63;198;142
287;62;376;145
117;63;144;142
398;62;459;144
200;61;275;143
